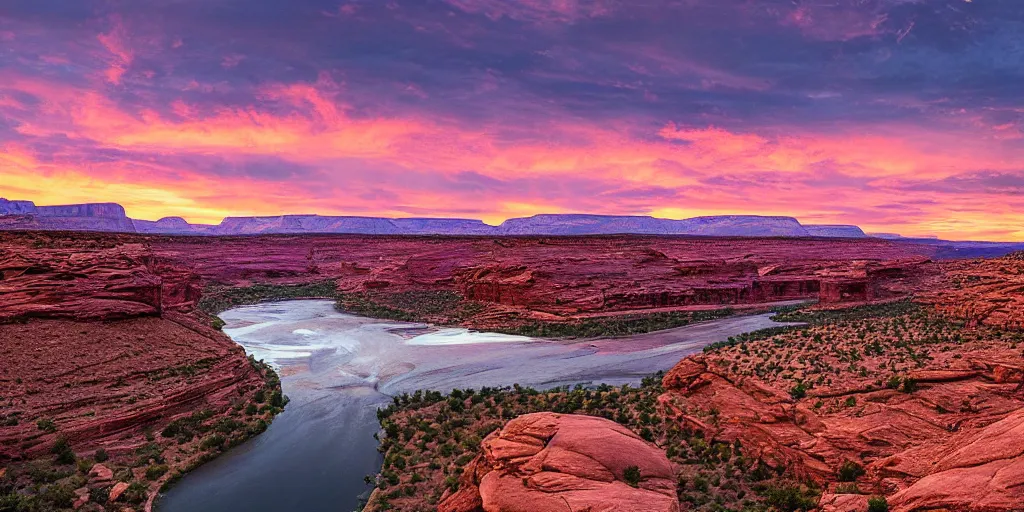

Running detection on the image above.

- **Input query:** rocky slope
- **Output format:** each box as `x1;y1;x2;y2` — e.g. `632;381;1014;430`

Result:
2;230;1019;511
2;231;939;327
659;301;1024;511
367;296;1024;512
920;252;1024;331
0;234;282;511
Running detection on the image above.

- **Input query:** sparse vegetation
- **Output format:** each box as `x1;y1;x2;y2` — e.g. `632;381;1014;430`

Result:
363;298;1024;511
36;417;57;433
623;465;642;487
868;495;890;512
837;460;864;482
369;373;819;512
198;281;341;316
498;308;736;338
0;348;287;510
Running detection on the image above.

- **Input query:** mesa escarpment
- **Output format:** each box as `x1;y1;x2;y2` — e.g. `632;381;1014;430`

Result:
0;234;282;511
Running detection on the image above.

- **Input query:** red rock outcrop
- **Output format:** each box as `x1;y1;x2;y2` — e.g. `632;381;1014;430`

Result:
438;413;678;512
0;241;162;321
921;253;1024;331
0;233;272;511
659;309;1024;511
0;314;264;459
887;409;1024;511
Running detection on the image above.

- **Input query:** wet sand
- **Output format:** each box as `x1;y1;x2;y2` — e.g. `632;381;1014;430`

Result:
159;300;798;512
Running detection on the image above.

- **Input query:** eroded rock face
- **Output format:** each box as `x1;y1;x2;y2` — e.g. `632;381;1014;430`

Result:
886;409;1024;511
0;233;272;510
659;311;1024;511
922;253;1024;331
136;233;940;322
439;413;678;512
0;241;162;321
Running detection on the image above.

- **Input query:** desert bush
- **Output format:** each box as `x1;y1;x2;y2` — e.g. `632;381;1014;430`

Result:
868;496;890;512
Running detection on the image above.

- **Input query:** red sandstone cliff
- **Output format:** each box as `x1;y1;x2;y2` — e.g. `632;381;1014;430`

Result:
0;233;271;511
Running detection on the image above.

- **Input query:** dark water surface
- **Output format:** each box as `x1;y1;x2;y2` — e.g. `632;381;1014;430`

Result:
159;300;797;512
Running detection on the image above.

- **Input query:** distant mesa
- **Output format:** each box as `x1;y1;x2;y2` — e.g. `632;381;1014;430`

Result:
0;198;38;215
803;224;867;238
0;198;925;239
495;213;817;237
0;198;881;239
869;232;941;241
0;199;135;232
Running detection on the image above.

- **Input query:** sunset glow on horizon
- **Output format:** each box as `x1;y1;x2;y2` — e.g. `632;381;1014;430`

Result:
2;1;1023;240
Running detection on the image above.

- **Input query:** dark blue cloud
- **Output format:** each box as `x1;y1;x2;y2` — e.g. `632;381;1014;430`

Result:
903;170;1024;195
5;0;1021;135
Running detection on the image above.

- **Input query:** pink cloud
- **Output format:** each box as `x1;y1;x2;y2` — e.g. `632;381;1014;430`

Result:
96;16;134;84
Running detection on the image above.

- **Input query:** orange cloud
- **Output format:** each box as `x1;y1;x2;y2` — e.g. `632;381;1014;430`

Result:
3;68;1024;241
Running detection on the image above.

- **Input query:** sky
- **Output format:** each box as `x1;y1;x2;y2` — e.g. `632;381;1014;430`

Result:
1;0;1023;240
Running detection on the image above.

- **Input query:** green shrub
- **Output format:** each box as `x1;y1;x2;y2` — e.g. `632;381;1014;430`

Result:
761;483;819;512
94;447;109;462
200;434;226;451
90;485;110;503
36;418;57;433
837;460;864;482
124;482;148;504
789;382;807;400
161;422;181;438
623;465;642;487
868;495;890;512
146;464;169;481
39;483;75;508
51;437;76;465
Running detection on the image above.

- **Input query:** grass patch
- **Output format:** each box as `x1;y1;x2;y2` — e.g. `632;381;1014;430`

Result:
494;309;736;338
370;373;819;512
198;281;341;315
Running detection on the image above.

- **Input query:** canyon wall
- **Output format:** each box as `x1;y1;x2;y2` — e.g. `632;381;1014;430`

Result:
139;234;939;319
0;233;266;464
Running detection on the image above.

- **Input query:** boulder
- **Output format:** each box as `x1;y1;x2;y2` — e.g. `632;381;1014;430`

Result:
108;481;131;503
440;412;678;512
88;464;114;483
73;487;90;509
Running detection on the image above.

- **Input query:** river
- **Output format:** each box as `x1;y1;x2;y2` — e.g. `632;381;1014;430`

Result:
158;300;797;512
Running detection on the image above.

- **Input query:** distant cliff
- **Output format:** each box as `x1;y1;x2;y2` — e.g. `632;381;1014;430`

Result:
0;199;136;232
495;214;810;236
804;224;867;238
0;198;887;239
